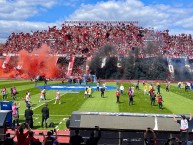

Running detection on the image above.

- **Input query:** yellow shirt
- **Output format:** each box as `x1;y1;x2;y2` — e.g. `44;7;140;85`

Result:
144;85;147;91
87;88;92;94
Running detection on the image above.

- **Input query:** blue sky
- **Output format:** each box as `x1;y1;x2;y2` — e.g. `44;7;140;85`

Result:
0;0;193;42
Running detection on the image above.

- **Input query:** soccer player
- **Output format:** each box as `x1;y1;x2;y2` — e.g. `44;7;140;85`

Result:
84;87;88;98
87;86;92;97
157;94;163;109
54;90;61;104
120;84;124;95
39;89;46;103
116;89;120;103
100;87;105;97
143;83;147;95
128;89;134;105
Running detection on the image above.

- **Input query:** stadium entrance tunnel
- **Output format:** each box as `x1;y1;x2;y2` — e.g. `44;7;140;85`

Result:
37;84;117;91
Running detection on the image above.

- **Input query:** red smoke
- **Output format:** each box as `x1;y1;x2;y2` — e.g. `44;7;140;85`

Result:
0;44;60;79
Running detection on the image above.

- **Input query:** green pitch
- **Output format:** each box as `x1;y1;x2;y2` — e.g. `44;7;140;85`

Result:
0;80;192;130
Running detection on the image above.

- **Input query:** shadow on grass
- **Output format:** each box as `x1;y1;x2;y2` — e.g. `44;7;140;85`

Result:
103;96;108;98
116;101;124;104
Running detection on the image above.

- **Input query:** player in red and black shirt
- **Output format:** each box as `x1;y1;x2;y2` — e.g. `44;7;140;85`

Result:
157;94;163;109
116;89;121;103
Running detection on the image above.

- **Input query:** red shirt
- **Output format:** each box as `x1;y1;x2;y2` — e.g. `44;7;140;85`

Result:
157;96;162;103
116;91;120;97
16;130;29;145
24;137;39;145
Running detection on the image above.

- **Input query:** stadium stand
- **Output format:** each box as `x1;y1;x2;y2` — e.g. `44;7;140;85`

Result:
1;21;193;77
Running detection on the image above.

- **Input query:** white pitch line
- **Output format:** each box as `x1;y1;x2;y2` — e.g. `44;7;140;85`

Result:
32;98;55;110
54;118;68;130
154;116;158;130
63;118;67;121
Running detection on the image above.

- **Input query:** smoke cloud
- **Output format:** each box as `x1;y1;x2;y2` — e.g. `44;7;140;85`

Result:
0;44;60;79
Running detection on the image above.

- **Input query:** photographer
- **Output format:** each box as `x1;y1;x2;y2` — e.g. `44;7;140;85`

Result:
144;128;156;145
16;123;31;145
42;129;58;145
86;126;101;145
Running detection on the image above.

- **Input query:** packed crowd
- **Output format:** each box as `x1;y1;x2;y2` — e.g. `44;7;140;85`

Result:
2;21;143;57
1;21;193;78
2;21;193;59
161;31;193;58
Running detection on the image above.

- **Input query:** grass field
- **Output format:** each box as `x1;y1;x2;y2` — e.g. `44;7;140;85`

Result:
1;80;193;130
